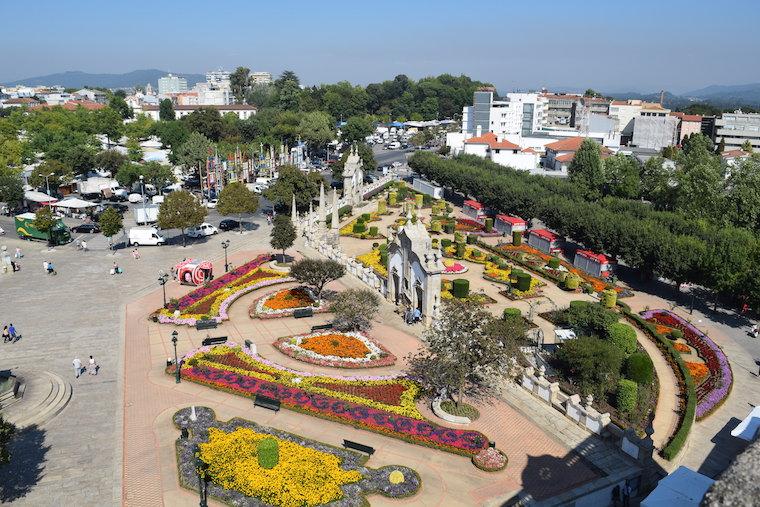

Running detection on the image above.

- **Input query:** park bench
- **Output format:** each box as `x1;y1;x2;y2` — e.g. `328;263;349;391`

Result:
201;336;228;347
293;308;314;319
254;395;280;412
343;440;375;455
310;323;333;333
195;319;218;331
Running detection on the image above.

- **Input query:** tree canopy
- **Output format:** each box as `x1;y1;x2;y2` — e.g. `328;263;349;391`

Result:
157;190;207;246
264;165;324;211
270;215;296;261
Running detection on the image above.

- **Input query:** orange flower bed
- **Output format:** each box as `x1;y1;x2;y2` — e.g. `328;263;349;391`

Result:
263;288;315;310
674;342;691;353
654;324;673;336
685;361;709;384
300;334;371;359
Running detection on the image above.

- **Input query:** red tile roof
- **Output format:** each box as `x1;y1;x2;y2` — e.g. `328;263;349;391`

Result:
142;104;257;111
4;97;38;104
555;153;576;163
496;214;526;225
464;132;520;150
545;137;585;152
576;249;612;264
521;147;537;154
721;149;751;159
530;229;559;241
463;199;483;210
671;112;702;122
31;100;105;111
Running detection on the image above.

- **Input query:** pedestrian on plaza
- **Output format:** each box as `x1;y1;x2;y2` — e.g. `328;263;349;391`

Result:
2;326;9;343
43;260;49;273
46;261;56;275
73;357;82;378
132;248;140;260
14;247;22;258
8;323;17;342
87;355;98;375
10;260;19;272
81;240;87;252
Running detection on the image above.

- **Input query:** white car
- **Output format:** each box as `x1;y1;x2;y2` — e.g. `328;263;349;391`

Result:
128;193;144;203
186;222;218;238
205;199;218;209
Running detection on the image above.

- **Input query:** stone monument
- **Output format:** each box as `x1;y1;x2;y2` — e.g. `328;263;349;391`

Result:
343;144;364;207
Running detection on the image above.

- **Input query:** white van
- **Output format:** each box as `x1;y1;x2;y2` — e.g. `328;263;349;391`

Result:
128;226;165;246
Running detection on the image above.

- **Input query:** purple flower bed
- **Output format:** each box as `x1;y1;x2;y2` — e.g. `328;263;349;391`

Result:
641;309;733;420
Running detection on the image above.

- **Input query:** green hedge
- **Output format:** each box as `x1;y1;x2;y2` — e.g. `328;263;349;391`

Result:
607;322;637;355
452;279;469;298
512;231;522;246
257;437;279;469
369;226;378;236
618;304;696;460
670;329;684;340
625;352;654;384
353;222;367;234
441;238;452;248
444;222;455;234
601;288;617;308
616;379;638;413
564;273;580;290
485;217;494;232
514;272;532;291
466;234;477;244
455;243;465;258
503;307;522;320
548;257;560;269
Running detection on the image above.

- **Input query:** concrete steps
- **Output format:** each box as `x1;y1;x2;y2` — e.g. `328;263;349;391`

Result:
1;371;72;428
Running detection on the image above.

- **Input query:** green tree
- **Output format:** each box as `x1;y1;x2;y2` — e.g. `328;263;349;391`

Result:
0;413;15;465
124;113;154;141
98;207;123;248
126;137;142;162
555;336;624;399
640;156;673;209
264;165;323;211
108;94;133;119
584;89;602;97
142;161;175;190
275;71;302;111
152;120;189;150
329;288;380;332
30;160;71;192
32;205;56;245
0;166;24;206
289;258;345;299
175;131;212;172
159;99;175;121
94;150;128;174
270;215;296;262
230;67;251;103
298;111;334;150
406;299;519;406
568;138;605;199
725;159;760;230
341;116;374;143
96;108;124;145
216;181;259;232
157;190;207;246
182;108;224;142
114;162;144;188
603;153;640;198
742;140;754;153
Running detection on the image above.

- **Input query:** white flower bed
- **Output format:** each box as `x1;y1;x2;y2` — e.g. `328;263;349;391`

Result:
281;331;383;364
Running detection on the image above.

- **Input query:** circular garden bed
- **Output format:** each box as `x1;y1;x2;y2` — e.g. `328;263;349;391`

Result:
472;447;508;472
250;286;327;319
273;331;397;368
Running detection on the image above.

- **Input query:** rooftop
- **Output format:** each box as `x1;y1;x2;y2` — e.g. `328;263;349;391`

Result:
530;228;559;241
142;104;257;111
463;199;483;210
464;132;521;151
496;214;526;225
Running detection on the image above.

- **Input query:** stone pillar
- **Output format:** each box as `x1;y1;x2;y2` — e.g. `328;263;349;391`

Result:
318;182;326;228
291;193;297;227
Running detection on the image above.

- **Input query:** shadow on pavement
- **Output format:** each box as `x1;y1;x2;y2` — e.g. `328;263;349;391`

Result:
697;417;749;478
0;424;49;502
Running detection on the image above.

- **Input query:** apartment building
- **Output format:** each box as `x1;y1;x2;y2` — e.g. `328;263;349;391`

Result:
715;111;760;151
462;89;547;137
142;104;257;121
251;72;273;85
632;103;678;150
158;74;188;96
671;112;703;143
542;93;582;127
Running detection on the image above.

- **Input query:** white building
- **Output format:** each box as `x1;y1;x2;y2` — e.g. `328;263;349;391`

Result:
462;89;547;138
141;104;256;121
73;88;107;104
716;111;760;151
205;69;231;89
250;72;273;85
40;92;73;106
632;103;678;150
158;74;188;96
462;131;539;171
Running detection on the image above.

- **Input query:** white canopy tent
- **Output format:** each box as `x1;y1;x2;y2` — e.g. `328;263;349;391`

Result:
24;190;58;204
52;197;97;209
641;466;714;507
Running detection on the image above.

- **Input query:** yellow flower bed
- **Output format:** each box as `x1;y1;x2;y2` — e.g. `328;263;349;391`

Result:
512;277;543;298
484;261;512;282
356;249;388;277
444;245;488;264
199;427;361;507
190;346;423;418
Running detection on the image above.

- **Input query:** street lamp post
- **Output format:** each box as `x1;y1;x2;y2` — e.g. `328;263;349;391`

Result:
45;172;54;196
158;272;169;308
221;240;230;272
194;444;209;507
139;174;146;223
172;330;180;383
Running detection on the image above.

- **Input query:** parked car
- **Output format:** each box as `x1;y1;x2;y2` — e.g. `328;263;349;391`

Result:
204;199;218;209
104;203;128;214
219;219;241;231
128;193;145;203
72;223;101;234
186;222;219;238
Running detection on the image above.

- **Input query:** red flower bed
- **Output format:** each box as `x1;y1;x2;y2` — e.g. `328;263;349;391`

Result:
456;218;484;232
313;381;406;406
182;364;488;456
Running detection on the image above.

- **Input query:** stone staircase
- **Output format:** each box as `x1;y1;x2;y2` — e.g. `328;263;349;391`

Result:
0;371;72;428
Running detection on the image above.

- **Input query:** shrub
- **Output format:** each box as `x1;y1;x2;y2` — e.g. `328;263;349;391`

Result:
378;243;388;253
607;322;637;355
379;250;388;265
369;226;378;236
415;194;424;208
548;257;561;269
563;301;618;337
471;249;481;259
467;234;478;244
484;218;493;232
503;307;522;320
451;279;469;298
431;220;442;233
388;192;397;206
444;222;455;234
353;222;367;234
455;243;466;258
422;194;432;206
564;273;580;290
361;213;371;221
441;238;452;248
512;231;522;246
330;288;380;332
601;289;617;308
256;436;279;469
377;199;387;214
670;329;684;340
454;232;464;244
616;379;638;413
514;272;532;291
581;282;594;294
555;336;624;399
625;352;654;384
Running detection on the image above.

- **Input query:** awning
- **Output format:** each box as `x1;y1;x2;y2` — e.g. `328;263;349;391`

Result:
24;190;58;204
52;197;97;209
641;466;714;507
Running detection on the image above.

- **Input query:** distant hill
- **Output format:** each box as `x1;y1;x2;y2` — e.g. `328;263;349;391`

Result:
605;91;692;110
2;69;206;89
682;83;760;108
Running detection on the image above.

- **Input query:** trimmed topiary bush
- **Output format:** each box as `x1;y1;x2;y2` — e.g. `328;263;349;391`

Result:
257;436;279;469
625;352;654;384
441;238;452;248
466;234;477;244
601;289;617;308
379;250;388;266
422;194;432;206
503;307;522;320
607;322;637;355
548;257;560;269
353;222;367;234
451;278;469;298
512;231;522;246
471;249;482;259
669;329;684;340
455;242;466;258
378;243;388;253
616;379;638;413
444;222;455;234
361;213;371;221
484;218;494;232
415;194;424;209
377;199;387;214
431;220;442;233
514;272;532;291
454;232;464;244
564;273;580;290
388;192;397;206
369;226;378;236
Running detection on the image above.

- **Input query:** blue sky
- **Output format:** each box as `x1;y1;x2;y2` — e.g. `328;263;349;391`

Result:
2;0;759;93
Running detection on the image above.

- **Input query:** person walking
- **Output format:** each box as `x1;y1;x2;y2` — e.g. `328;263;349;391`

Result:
14;247;22;258
47;261;56;275
81;240;87;252
87;355;98;375
73;357;82;378
8;323;17;342
2;326;9;343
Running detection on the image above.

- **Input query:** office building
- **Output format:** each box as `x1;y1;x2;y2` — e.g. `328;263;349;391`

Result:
250;72;273;85
542;93;582;127
462;89;547;137
158;74;188;96
715;111;760;151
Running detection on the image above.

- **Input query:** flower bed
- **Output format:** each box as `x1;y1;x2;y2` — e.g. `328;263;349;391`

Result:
440;280;496;305
685;362;709;383
472;447;508;472
157;254;292;325
454;218;501;237
356;249;388;277
443;245;489;264
174;406;421;507
273;331;397;368
339;213;384;239
642;309;733;420
175;344;489;456
250;287;327;319
674;342;691;353
443;260;468;274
